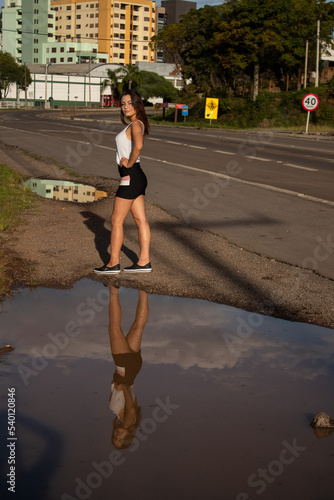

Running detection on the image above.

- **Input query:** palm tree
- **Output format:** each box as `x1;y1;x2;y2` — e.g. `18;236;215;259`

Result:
116;64;143;93
101;69;119;107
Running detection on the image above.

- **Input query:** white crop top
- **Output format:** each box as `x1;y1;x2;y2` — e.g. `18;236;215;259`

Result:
115;120;144;165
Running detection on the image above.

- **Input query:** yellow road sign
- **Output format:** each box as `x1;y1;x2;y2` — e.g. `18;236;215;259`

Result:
205;98;219;120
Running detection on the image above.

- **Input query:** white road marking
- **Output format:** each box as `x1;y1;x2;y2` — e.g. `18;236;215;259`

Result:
214;150;235;155
141;154;334;207
148;137;162;141
188;145;206;149
166;141;183;145
284;163;318;172
245;156;270;161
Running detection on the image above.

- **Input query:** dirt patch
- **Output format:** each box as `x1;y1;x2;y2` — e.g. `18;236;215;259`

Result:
1;142;334;329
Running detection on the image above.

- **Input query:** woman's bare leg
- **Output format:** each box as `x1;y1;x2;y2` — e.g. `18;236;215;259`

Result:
126;290;149;352
108;197;133;267
108;286;132;354
130;195;151;266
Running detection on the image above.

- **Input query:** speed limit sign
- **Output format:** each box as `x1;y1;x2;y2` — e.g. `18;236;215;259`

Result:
302;93;319;111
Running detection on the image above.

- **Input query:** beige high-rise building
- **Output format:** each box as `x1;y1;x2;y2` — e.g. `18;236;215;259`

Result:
51;0;156;64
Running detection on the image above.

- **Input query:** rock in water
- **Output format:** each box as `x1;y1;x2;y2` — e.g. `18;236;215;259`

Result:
311;412;334;428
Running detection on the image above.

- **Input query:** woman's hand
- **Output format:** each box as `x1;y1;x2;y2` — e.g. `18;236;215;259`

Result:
120;157;129;168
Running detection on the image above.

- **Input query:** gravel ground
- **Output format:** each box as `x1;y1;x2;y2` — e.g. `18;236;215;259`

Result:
1;142;334;329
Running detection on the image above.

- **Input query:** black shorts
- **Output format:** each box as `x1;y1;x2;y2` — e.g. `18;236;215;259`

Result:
116;163;147;200
112;351;143;386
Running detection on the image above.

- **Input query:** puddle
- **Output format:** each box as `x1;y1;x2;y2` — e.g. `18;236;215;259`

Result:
22;179;107;203
0;279;334;500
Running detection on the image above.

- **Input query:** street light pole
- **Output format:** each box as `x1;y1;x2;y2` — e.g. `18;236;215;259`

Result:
45;62;51;109
315;20;320;87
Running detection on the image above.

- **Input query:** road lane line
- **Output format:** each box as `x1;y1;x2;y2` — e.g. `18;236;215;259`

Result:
214;150;235;155
166;141;183;145
284;163;318;172
188;145;206;149
245;156;270;161
141;154;334;207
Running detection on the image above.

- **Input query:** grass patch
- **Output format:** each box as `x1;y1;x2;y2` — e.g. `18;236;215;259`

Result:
0;164;37;231
0;164;39;296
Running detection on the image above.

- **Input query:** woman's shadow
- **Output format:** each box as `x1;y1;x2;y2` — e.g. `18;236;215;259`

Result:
81;211;138;265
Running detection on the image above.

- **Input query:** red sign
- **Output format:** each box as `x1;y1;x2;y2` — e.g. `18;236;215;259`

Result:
302;94;319;112
175;103;185;109
160;103;169;108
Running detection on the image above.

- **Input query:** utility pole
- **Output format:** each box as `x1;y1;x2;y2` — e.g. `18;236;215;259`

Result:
24;63;28;109
45;63;51;109
304;40;308;89
315;20;320;87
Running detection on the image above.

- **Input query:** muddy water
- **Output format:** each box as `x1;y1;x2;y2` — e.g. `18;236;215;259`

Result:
0;279;333;500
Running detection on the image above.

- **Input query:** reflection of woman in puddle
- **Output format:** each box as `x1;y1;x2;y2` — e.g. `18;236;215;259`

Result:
108;285;148;449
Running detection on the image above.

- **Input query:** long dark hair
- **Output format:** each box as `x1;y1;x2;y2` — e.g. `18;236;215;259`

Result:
120;90;150;136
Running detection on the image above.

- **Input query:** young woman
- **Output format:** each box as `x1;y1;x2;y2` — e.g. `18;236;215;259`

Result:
94;90;151;274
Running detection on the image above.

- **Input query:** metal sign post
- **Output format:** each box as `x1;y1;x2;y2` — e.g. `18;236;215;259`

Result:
302;93;319;133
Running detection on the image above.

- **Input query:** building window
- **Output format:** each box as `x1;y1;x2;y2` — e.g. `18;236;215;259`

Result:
48;24;53;28
119;53;124;59
66;25;71;29
144;27;149;31
60;47;64;52
51;58;56;63
69;47;75;52
34;38;38;43
68;57;73;62
90;23;94;27
66;15;71;20
34;58;38;62
77;14;81;19
67;6;71;10
114;23;119;28
120;24;125;29
77;4;81;8
120;13;125;19
34;19;38;24
113;53;118;57
76;25;81;29
90;13;94;18
34;48;38;53
120;43;124;49
144;17;149;21
144;7;149;11
114;13;119;17
46;48;49;53
52;47;57;52
95;23;98;27
95;13;98;17
34;9;38;14
34;29;39;33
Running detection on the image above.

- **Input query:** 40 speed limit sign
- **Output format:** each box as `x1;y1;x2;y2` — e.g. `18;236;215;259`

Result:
302;93;319;111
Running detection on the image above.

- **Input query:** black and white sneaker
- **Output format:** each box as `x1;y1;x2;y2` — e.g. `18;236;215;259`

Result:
123;262;152;273
94;264;121;274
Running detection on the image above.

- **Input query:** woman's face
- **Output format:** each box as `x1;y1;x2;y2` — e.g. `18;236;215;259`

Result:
112;426;129;448
121;95;137;120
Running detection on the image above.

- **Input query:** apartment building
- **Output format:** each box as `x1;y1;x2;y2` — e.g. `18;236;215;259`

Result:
51;0;157;64
2;0;55;64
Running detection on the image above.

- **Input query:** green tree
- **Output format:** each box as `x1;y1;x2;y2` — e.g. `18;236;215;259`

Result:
0;52;21;100
116;64;143;93
136;71;179;102
101;68;119;106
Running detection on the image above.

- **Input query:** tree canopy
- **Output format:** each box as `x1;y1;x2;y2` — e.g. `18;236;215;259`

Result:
152;0;334;97
0;52;32;100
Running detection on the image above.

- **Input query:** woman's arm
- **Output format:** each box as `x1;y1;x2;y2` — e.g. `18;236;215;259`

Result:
119;121;144;168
